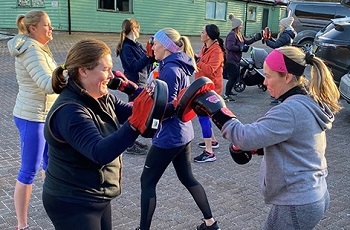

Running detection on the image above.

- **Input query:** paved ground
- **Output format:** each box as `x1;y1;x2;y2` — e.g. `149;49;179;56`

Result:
0;31;350;230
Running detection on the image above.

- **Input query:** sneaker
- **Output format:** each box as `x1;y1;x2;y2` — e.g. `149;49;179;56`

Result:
194;150;216;163
126;143;147;155
196;220;221;230
270;98;281;105
198;141;219;149
222;94;236;102
134;140;149;150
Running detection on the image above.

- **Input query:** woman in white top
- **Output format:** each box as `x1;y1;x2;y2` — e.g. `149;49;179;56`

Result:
7;10;57;230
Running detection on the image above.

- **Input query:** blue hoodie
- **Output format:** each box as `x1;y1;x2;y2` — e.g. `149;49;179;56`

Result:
152;52;195;148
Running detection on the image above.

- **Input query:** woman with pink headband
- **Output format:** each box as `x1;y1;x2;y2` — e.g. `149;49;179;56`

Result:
193;46;341;229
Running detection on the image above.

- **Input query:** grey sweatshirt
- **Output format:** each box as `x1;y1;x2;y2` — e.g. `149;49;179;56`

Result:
222;94;334;205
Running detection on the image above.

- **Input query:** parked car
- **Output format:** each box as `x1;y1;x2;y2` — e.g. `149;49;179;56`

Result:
313;19;350;85
287;1;350;52
339;72;350;104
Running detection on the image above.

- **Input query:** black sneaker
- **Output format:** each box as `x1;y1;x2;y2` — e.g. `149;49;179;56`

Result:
194;150;216;163
223;94;236;102
126;143;147;155
198;141;219;149
134;140;149;150
196;220;221;230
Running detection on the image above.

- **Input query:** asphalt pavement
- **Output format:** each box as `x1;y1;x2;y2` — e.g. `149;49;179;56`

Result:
0;31;350;230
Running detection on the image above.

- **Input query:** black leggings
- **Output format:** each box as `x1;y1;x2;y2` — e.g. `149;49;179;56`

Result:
224;62;240;96
42;191;112;230
139;142;213;230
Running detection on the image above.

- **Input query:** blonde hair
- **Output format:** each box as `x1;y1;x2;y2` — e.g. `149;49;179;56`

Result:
116;18;140;56
16;10;46;35
161;28;197;71
52;39;112;94
16;15;26;34
277;46;342;113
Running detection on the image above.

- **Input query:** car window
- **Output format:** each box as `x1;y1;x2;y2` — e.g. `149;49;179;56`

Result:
295;5;336;20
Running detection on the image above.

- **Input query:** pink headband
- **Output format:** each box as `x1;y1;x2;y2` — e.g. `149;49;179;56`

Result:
265;49;305;76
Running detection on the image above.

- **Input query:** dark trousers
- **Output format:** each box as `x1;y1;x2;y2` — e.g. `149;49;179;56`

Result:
224;62;240;96
139;143;213;229
43;191;112;230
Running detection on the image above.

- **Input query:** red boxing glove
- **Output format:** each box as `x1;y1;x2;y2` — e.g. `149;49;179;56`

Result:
146;38;154;58
108;70;138;95
128;89;154;135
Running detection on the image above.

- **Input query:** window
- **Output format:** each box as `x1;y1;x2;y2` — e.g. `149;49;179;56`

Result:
247;6;257;21
98;0;132;12
17;0;45;7
205;1;227;20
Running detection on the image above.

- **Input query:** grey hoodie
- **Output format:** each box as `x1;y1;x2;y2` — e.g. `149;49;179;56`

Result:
7;34;57;122
222;94;333;205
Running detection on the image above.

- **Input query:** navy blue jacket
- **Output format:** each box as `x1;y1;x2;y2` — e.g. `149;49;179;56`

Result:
152;52;195;148
43;79;138;202
119;37;151;87
266;29;297;49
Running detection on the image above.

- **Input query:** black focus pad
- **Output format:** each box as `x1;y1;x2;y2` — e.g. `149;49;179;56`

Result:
141;79;168;138
229;144;252;165
175;77;215;122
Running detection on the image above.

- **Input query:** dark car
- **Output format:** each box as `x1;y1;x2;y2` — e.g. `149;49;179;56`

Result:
287;1;350;52
313;19;350;85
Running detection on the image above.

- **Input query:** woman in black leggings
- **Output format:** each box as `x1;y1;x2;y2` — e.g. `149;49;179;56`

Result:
136;28;220;230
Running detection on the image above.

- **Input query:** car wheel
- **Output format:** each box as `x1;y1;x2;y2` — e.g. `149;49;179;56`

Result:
299;39;314;53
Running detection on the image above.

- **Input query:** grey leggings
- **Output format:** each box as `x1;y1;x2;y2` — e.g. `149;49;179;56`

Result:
263;190;330;230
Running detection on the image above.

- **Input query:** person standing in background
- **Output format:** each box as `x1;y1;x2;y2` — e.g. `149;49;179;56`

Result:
263;16;297;104
193;24;225;163
116;18;154;155
223;13;260;102
7;10;58;230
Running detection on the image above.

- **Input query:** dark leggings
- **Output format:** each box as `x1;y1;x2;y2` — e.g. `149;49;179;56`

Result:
139;143;213;230
42;191;112;230
224;62;240;96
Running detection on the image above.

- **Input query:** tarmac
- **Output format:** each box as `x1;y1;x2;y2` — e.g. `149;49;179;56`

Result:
0;31;350;230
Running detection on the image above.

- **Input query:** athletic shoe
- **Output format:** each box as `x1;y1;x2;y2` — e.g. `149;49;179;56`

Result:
222;94;236;102
134;140;149;150
126;143;147;155
198;141;219;149
194;150;216;163
196;220;221;230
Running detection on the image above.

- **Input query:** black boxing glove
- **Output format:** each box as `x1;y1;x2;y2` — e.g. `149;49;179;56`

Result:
192;90;236;130
229;145;264;165
108;70;139;95
240;45;250;52
229;145;252;165
253;32;262;42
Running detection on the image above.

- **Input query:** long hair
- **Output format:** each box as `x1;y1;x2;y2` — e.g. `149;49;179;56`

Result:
116;18;140;56
278;46;342;113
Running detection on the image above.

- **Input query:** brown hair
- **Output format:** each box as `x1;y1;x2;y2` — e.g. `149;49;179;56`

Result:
52;39;112;94
116;18;140;56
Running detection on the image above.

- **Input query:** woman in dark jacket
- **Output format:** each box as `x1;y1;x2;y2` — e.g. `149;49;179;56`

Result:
42;39;155;230
116;18;154;154
224;13;259;101
265;16;297;49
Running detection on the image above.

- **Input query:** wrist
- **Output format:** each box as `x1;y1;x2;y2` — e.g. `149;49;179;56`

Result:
211;107;236;130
